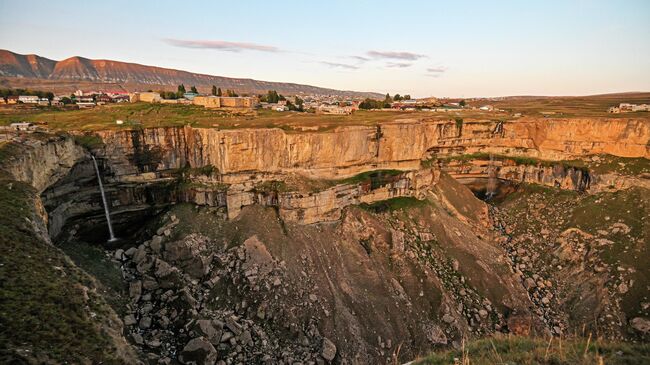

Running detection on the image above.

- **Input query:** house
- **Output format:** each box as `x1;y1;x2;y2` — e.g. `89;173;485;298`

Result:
129;92;162;103
316;104;354;115
183;92;199;101
77;102;96;109
37;98;50;106
193;96;258;109
610;103;650;113
7;95;19;104
112;95;130;103
96;94;113;103
193;95;221;108
479;105;494;111
9;122;35;131
18;95;39;104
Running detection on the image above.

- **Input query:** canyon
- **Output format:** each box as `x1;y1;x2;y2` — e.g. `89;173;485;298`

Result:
1;115;649;364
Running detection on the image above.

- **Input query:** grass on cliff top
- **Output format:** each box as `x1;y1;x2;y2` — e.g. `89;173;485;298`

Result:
0;147;127;363
0;102;518;132
414;335;650;365
487;92;650;118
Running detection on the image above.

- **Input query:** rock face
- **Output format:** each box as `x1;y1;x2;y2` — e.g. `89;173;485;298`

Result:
95;119;650;179
1;134;87;193
38;118;641;232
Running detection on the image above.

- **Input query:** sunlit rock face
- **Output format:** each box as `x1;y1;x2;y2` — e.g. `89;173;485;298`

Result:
93;118;650;179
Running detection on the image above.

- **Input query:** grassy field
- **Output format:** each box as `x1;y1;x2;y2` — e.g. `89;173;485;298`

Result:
0;103;446;131
2;93;648;132
414;335;650;365
484;92;650;118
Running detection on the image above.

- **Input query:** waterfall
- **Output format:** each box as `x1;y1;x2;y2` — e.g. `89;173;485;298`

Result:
485;153;498;200
91;155;117;242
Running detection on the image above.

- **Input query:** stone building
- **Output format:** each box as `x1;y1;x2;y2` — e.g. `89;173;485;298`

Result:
193;96;257;109
129;92;162;103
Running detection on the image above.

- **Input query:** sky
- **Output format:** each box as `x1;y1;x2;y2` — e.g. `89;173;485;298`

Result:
0;0;649;98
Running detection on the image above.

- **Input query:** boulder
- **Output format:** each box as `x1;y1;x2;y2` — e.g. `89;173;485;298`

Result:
195;319;221;342
427;325;447;344
129;280;142;301
150;235;163;252
321;337;337;362
179;337;218;365
442;314;455;324
133;246;148;264
630;317;650;334
123;314;137;326
164;240;193;262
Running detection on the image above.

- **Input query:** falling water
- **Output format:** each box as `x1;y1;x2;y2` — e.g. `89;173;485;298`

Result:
91;155;117;242
485;153;498;200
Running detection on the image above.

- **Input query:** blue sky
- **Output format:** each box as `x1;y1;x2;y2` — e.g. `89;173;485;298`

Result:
0;0;649;97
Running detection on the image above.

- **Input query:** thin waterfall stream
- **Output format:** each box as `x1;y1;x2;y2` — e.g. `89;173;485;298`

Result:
91;155;117;242
485;153;498;200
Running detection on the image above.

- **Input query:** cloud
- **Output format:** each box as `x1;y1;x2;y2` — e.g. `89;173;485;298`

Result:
386;62;412;68
164;38;281;52
367;50;426;61
320;61;359;70
427;66;447;73
349;55;371;62
425;66;448;77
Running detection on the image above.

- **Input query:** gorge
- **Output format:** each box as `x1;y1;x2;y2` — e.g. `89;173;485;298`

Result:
1;115;649;364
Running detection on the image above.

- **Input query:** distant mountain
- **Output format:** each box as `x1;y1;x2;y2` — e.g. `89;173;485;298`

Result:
0;50;382;97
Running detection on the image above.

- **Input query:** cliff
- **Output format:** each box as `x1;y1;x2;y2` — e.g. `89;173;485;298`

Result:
94;118;649;180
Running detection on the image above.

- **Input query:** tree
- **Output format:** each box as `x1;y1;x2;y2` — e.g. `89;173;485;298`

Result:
459;99;466;107
217;88;222;96
190;86;198;94
403;94;411;100
177;84;186;98
211;85;217;96
359;98;383;110
383;93;393;108
266;90;280;103
393;94;402;101
61;96;72;105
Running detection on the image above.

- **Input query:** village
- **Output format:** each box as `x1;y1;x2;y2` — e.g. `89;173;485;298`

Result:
0;85;502;116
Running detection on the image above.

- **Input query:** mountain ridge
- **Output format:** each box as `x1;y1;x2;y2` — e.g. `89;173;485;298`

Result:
0;49;382;97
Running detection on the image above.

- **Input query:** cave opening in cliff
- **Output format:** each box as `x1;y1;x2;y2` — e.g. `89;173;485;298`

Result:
462;177;518;203
40;156;174;247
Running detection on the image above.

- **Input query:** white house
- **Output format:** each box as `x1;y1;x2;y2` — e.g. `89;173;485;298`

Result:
18;95;39;104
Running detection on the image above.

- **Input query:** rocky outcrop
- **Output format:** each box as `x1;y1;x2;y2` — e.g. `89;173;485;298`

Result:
1;134;87;193
440;158;650;193
94;118;650;181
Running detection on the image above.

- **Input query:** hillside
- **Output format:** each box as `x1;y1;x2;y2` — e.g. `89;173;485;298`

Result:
0;49;382;97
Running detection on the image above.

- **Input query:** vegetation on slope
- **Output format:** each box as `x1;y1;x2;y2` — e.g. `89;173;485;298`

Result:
0;143;135;363
414;335;650;365
434;153;649;176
